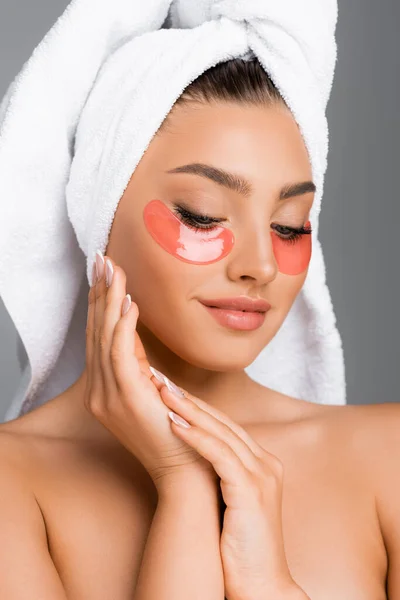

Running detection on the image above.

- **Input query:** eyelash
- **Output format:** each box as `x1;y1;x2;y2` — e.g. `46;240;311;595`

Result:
173;205;312;244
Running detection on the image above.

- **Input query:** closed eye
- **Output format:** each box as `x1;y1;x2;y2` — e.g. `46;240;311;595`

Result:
173;205;224;232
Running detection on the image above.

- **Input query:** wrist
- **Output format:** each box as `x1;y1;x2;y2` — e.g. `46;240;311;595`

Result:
155;465;218;500
232;582;310;600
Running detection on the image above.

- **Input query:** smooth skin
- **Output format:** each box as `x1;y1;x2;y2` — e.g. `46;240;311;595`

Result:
0;100;399;599
86;254;306;600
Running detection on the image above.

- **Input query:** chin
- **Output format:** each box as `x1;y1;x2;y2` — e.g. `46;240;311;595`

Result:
173;334;271;371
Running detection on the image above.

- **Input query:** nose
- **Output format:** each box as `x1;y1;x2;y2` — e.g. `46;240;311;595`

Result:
226;224;278;285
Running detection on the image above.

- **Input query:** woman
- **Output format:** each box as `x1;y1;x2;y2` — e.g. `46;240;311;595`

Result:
0;56;398;599
1;0;399;595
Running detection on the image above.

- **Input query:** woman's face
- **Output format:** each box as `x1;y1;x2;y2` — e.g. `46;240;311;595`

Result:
106;101;315;371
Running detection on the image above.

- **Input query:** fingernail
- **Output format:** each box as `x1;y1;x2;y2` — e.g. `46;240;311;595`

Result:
121;294;131;316
165;378;185;398
96;250;105;280
91;262;97;286
149;367;185;397
168;411;191;428
149;366;168;385
105;259;114;287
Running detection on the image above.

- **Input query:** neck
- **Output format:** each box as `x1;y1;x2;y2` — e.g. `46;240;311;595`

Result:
58;326;282;444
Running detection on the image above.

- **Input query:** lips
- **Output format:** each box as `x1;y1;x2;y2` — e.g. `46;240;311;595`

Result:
199;297;271;313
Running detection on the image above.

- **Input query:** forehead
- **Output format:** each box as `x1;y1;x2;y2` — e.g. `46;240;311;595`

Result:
152;101;312;186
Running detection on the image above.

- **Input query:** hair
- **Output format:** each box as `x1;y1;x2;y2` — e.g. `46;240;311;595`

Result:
159;56;287;132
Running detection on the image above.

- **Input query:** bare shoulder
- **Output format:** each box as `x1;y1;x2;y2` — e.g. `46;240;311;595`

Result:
299;399;400;457
326;401;400;462
345;401;400;494
0;419;58;502
311;401;400;532
0;411;158;596
0;408;70;474
0;427;68;597
342;402;400;582
267;390;400;465
0;423;48;509
297;401;400;589
0;420;41;471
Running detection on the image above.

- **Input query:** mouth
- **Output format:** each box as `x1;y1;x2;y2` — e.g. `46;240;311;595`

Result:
199;296;271;313
207;305;265;313
199;302;269;331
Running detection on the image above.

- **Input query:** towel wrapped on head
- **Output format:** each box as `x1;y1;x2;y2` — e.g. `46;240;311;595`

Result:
0;0;346;422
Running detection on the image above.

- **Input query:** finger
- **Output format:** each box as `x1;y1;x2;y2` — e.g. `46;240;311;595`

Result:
149;375;165;393
152;373;265;459
148;367;171;393
85;262;98;399
133;321;153;377
99;257;130;395
101;262;154;382
160;385;262;473
186;393;265;458
166;413;251;491
96;256;158;397
110;287;143;393
174;387;280;469
92;251;107;398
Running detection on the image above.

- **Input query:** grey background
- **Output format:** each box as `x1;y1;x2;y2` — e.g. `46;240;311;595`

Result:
0;0;399;420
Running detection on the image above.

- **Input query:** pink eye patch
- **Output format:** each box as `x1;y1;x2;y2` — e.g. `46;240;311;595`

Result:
144;199;311;274
270;221;312;275
143;199;235;265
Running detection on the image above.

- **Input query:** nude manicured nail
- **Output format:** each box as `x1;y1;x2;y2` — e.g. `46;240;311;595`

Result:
95;250;105;280
149;366;168;385
105;259;114;287
168;411;191;428
121;294;131;316
149;367;185;397
165;378;185;398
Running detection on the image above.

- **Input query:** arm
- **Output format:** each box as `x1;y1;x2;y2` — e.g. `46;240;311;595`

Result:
157;385;311;600
232;586;310;600
134;471;224;600
0;446;67;599
370;403;400;598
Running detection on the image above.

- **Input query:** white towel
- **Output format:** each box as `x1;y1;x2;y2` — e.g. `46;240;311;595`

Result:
0;0;346;422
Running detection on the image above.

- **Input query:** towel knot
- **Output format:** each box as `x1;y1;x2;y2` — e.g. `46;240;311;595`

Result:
210;0;273;24
168;0;275;29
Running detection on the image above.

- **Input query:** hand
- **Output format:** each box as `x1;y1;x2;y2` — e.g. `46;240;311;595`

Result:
157;384;303;600
84;253;216;490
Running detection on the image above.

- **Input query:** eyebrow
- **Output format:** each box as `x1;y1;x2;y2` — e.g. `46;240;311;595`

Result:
165;162;316;201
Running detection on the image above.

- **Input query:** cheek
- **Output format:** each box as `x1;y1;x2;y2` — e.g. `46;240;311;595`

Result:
143;199;235;265
270;221;312;276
